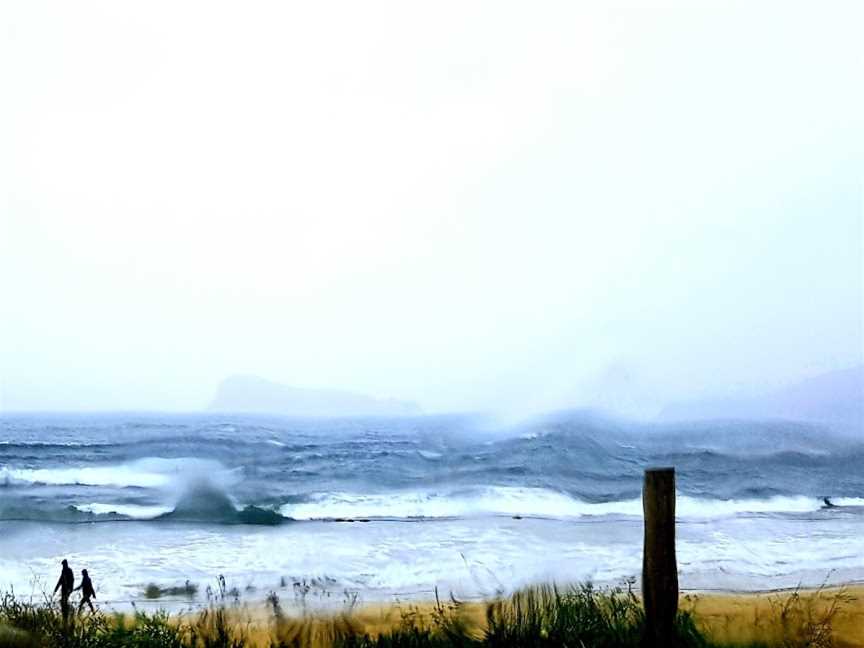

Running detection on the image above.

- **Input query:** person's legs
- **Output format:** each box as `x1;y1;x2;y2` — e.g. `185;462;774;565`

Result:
60;595;69;623
87;599;95;613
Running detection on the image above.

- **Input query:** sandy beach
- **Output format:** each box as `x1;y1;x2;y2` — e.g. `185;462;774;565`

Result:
165;584;864;648
680;586;864;647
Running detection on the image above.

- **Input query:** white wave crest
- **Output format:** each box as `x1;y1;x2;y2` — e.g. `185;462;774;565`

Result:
0;457;237;489
75;503;173;518
282;487;587;519
676;495;822;517
281;488;832;521
833;497;864;507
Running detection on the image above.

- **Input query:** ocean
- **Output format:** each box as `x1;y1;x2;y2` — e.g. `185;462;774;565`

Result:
1;412;862;611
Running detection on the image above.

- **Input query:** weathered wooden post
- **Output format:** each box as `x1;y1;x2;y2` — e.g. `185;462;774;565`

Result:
643;467;678;647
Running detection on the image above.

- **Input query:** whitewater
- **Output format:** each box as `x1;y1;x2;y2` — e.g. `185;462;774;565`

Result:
1;412;862;610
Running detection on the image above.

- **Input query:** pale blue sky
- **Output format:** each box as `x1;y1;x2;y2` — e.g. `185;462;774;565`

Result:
1;1;862;414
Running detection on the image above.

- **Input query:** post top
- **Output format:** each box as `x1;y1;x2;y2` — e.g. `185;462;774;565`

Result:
645;467;675;474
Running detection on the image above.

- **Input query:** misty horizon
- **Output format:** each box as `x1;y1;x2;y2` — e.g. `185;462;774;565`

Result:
2;2;862;417
2;364;861;427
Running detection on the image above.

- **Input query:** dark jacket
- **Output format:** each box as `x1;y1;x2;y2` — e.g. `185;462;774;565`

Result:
55;566;74;596
78;575;95;599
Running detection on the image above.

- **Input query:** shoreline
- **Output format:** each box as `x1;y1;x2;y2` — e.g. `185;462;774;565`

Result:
5;513;863;610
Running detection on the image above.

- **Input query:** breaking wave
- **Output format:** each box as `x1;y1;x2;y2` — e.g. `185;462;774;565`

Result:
156;480;284;525
279;487;835;521
2;414;862;527
76;502;173;518
0;457;239;489
3;483;845;525
1;480;284;525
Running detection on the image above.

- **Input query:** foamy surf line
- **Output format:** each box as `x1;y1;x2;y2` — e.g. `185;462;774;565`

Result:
76;503;173;518
5;490;848;525
279;487;860;521
3;491;859;525
5;475;862;524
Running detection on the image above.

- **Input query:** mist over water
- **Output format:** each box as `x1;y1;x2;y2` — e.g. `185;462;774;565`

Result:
2;4;862;418
2;412;862;522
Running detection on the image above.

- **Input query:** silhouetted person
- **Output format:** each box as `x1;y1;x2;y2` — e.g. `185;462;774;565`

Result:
823;497;837;508
53;559;74;623
74;569;96;613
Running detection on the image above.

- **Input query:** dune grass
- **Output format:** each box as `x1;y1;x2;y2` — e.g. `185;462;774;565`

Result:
0;583;859;648
679;585;862;648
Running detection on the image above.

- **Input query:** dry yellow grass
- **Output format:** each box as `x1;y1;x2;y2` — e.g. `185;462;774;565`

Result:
181;585;864;648
229;596;489;647
681;586;864;648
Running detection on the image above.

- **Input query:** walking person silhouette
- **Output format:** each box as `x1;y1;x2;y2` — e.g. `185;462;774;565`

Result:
53;559;74;623
74;569;96;613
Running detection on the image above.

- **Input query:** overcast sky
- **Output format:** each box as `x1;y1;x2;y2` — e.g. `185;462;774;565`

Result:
1;1;862;416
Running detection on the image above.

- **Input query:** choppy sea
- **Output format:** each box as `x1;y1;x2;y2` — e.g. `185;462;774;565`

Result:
1;412;862;610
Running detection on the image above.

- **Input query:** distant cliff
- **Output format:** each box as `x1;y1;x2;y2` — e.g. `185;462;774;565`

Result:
208;375;422;417
659;365;863;429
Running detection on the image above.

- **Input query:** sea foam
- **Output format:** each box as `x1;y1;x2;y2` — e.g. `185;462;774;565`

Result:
280;487;828;521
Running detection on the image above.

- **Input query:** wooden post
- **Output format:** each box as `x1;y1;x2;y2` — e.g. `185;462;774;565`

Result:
643;467;678;647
